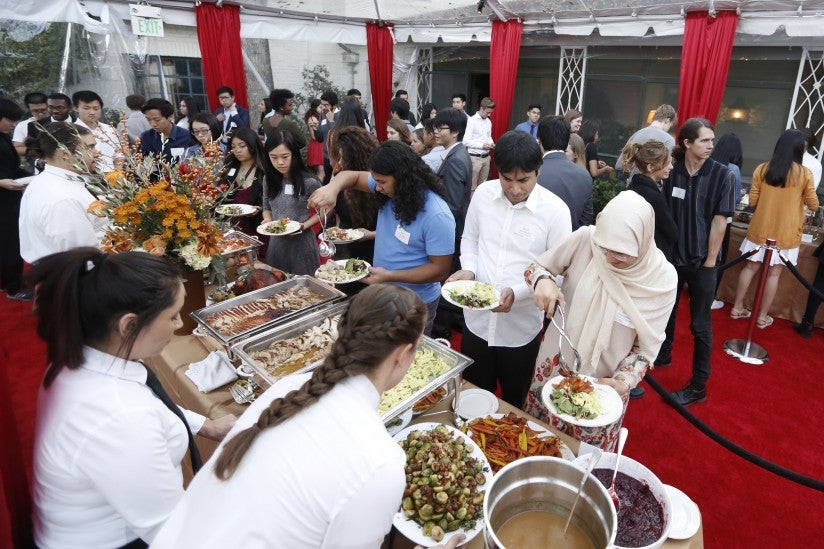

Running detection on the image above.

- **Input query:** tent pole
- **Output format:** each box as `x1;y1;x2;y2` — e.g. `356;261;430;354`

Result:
58;22;73;93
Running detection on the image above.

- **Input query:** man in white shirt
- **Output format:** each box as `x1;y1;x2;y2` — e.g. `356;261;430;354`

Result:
463;97;496;192
451;93;470;119
447;131;572;406
72;90;123;174
12;91;50;157
802;128;822;190
19;124;109;263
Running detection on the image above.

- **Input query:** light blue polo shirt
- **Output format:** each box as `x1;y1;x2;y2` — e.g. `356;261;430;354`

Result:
368;175;455;303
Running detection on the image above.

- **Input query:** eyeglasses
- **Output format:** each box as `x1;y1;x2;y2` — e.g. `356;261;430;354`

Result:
192;129;212;135
433;126;450;133
30;108;49;115
597;245;630;262
218;95;232;101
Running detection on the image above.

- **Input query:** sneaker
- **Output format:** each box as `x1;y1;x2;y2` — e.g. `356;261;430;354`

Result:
6;289;33;301
670;385;707;407
711;299;725;310
653;349;672;367
629;386;645;399
793;321;814;339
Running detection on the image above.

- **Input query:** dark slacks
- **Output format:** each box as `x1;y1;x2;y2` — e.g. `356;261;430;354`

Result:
802;262;824;323
661;264;717;385
461;328;542;408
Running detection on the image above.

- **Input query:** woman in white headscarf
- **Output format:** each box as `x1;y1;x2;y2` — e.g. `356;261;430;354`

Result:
523;190;677;450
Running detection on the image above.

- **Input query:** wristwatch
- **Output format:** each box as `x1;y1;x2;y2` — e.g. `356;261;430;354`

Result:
532;273;554;290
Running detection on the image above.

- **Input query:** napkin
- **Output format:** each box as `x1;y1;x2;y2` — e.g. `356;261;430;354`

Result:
185;351;238;392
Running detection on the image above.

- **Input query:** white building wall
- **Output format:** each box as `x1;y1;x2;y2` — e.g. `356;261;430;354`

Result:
144;25;201;58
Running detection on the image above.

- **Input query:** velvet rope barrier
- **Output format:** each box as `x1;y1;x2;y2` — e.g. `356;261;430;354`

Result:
776;250;824;302
645;373;824;492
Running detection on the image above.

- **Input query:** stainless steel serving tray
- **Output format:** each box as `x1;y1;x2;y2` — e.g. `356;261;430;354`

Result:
231;301;350;385
217;230;262;258
190;275;346;346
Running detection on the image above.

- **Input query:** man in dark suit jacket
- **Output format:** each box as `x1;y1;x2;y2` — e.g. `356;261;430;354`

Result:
536;115;593;231
431;108;472;338
213;86;249;141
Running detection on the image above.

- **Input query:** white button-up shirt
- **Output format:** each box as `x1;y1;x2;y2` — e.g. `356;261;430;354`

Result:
33;347;206;548
152;373;406;549
462;112;494;155
19;164;109;263
75;119;123;173
461;180;572;347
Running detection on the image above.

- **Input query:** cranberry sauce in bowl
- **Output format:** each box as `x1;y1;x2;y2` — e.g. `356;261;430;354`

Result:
592;469;664;547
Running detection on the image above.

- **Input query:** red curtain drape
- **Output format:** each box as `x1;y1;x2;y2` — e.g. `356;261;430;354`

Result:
195;4;248;112
489;19;523;142
678;10;739;126
366;23;394;142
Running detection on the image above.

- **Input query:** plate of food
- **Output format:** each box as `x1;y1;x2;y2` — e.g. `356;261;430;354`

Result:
541;374;623;428
256;218;301;236
466;412;575;472
314;259;371;284
441;280;500;310
215;203;259;217
393;423;491;547
320;227;364;244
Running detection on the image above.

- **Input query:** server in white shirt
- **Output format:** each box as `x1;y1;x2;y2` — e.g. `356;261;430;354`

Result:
18;123;109;263
447;131;572;407
27;248;236;549
153;285;465;549
72;90;124;174
463;97;496;192
11;91;50;157
802;127;822;190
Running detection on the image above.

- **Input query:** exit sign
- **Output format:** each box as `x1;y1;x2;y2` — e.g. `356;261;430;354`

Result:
130;4;164;37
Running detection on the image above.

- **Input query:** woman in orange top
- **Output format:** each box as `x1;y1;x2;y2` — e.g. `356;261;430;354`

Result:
731;129;819;328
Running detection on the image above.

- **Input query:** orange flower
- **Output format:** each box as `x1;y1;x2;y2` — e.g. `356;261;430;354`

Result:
105;170;126;188
143;235;168;256
86;200;108;217
101;230;134;254
196;227;223;257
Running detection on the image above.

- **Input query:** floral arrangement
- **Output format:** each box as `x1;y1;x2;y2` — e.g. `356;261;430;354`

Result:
86;141;234;276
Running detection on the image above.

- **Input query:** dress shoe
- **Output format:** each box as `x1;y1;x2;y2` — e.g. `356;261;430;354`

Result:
670;385;707;407
6;289;33;301
629;386;645;399
653;349;671;367
793;321;814;339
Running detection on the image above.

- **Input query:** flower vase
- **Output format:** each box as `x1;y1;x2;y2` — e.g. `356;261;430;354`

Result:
179;263;206;335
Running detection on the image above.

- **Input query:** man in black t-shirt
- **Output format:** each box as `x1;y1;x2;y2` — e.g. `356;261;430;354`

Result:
659;118;734;407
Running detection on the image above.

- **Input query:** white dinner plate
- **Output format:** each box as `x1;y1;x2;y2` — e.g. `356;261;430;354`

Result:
384;407;413;436
440;280;500;310
215;203;258;216
256;219;301;236
467;412;575;461
320;227;364;244
541;375;624;428
664;484;701;540
455;388;499;419
392;422;492;548
314;259;371;284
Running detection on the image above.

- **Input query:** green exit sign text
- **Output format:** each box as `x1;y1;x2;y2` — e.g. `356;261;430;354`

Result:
132;16;164;37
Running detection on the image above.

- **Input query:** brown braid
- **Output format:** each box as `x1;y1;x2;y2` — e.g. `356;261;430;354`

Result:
214;284;426;480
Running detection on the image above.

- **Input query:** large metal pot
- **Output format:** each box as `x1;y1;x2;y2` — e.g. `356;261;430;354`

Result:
483;456;617;548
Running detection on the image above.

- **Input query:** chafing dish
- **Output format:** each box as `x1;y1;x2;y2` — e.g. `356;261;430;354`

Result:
190;275;346;347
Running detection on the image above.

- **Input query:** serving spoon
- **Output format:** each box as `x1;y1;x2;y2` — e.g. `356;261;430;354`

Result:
317;208;336;258
608;427;629;511
564;448;602;535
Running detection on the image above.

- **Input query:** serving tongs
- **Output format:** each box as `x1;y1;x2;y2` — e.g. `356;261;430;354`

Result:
547;303;582;377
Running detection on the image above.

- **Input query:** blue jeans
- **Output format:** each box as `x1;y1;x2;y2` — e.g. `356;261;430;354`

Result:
661;264;717;384
424;297;439;336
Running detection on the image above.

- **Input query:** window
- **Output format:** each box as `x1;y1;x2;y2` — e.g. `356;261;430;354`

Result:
133;56;208;116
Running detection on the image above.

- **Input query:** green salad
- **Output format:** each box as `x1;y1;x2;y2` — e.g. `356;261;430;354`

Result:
344;258;367;275
550;385;603;420
448;282;496;308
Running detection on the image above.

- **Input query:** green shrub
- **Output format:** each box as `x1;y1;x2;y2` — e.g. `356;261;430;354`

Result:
592;177;626;216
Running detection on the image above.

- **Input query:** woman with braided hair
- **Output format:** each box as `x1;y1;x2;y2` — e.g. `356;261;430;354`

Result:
153;284;463;548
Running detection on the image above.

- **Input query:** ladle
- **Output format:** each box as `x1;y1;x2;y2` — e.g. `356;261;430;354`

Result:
317;208;336;258
564;448;602;535
608;427;629;511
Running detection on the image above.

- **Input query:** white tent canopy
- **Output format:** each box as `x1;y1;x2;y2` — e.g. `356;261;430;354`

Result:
5;0;824;45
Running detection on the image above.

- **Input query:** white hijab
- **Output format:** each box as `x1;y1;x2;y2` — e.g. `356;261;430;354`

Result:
566;191;678;373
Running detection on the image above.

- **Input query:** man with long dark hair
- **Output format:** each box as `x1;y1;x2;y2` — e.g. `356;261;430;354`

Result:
659;118;735;406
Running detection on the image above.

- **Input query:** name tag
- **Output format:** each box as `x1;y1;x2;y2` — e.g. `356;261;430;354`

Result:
672;187;686;199
170;147;184;158
284;183;294;196
395;224;411;245
227;168;237;177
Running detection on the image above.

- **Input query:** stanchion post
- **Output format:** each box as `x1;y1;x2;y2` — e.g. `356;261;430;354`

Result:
723;238;775;365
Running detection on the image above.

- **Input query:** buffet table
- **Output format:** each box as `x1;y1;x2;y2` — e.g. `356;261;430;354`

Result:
716;224;824;327
147;334;703;548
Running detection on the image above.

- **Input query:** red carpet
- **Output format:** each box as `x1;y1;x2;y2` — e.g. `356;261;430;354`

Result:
2;292;822;546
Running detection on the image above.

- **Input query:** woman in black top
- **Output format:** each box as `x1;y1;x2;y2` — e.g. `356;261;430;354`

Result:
581;119;615;180
621;139;678;262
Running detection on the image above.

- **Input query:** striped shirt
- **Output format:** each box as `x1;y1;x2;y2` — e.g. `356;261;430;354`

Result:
663;158;734;267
